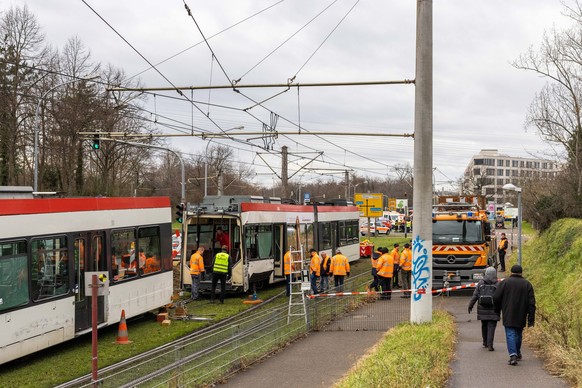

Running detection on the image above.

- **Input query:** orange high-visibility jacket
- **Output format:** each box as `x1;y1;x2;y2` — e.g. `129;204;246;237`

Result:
330;254;350;276
376;253;394;278
391;248;400;267
309;253;321;276
284;251;295;275
371;250;381;268
190;251;205;275
400;248;412;271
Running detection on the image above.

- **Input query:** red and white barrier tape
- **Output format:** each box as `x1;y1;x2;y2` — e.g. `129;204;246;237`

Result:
307;282;478;299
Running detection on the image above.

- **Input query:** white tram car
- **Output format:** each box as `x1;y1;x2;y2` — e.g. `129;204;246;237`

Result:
0;196;173;365
181;196;360;292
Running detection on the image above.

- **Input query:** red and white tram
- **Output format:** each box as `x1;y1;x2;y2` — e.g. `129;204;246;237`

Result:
181;196;360;292
0;196;173;365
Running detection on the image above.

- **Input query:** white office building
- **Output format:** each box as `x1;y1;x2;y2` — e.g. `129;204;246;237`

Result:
462;149;560;204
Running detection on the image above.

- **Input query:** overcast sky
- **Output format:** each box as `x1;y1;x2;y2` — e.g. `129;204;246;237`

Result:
7;0;571;190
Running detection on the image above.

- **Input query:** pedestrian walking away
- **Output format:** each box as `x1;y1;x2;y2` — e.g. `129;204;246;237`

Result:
308;248;321;295
399;243;412;298
189;246;205;300
391;243;401;288
493;264;536;366
498;232;508;272
468;267;500;351
211;245;232;304
329;249;350;292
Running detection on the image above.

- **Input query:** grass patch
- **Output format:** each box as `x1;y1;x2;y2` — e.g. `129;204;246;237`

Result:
520;218;582;386
335;310;455;388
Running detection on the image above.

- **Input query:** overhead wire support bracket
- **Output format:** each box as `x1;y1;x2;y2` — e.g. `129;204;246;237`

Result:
106;79;415;92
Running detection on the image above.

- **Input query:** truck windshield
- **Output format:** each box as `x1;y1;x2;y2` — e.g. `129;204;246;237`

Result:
433;220;483;244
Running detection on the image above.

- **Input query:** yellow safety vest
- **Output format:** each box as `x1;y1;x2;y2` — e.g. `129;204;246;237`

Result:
213;252;229;273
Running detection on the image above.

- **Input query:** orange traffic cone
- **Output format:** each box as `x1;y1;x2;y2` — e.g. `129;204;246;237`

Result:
115;309;132;344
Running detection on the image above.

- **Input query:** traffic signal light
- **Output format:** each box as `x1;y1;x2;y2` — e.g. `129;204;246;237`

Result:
92;134;100;150
175;203;185;223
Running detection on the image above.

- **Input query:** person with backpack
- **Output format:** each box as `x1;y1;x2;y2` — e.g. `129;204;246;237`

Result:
468;267;500;351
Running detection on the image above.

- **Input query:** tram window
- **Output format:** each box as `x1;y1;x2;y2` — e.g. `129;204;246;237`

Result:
93;235;106;271
111;229;137;282
244;225;272;259
300;224;314;252
138;226;161;275
339;221;347;246
318;222;332;250
0;241;28;311
31;237;69;301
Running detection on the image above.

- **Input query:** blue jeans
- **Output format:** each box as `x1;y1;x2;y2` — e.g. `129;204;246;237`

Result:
334;275;345;292
191;274;200;299
310;273;320;294
320;275;329;292
505;326;523;356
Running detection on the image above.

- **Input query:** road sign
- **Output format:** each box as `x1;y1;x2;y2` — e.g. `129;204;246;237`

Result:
354;193;383;217
388;197;397;211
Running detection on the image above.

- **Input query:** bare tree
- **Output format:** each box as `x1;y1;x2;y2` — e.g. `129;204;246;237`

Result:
513;1;582;198
0;5;46;185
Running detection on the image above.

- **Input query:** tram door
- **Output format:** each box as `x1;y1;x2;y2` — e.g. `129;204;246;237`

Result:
330;222;339;254
273;224;284;277
74;232;106;332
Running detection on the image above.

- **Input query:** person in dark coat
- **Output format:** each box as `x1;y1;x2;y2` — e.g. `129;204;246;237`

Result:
468;267;500;351
493;264;536;366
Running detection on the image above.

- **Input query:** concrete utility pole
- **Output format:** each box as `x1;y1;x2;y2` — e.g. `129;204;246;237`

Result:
344;170;350;199
411;0;433;324
282;146;288;198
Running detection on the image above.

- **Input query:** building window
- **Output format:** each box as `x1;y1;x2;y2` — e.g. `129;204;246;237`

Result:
497;178;504;185
497;159;504;166
512;160;518;167
520;161;525;167
473;168;481;175
474;159;484;165
497;169;503;176
505;169;510;176
512;170;518;176
505;160;510;167
486;168;495;175
542;162;548;169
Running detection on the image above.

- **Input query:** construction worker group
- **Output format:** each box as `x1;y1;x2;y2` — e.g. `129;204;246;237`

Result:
370;243;412;299
284;243;412;298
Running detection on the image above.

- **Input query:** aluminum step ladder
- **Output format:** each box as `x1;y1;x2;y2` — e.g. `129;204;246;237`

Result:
287;246;308;325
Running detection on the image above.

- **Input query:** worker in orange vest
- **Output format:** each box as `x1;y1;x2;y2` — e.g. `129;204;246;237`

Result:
376;247;394;300
368;246;382;292
330;249;350;292
309;249;321;295
283;250;295;297
391;243;401;288
190;246;205;300
400;243;413;297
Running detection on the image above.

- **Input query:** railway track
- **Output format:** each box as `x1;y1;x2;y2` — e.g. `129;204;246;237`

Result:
55;293;283;388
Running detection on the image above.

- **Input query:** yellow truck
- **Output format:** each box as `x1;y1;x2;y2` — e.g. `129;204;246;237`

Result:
432;201;495;289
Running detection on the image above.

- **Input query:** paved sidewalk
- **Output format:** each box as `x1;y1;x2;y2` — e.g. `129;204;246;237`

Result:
223;292;569;387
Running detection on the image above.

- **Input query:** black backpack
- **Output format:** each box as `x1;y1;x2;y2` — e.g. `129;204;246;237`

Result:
478;283;496;307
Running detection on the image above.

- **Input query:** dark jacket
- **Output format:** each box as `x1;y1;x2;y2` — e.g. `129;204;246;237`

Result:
493;274;536;328
468;278;500;321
